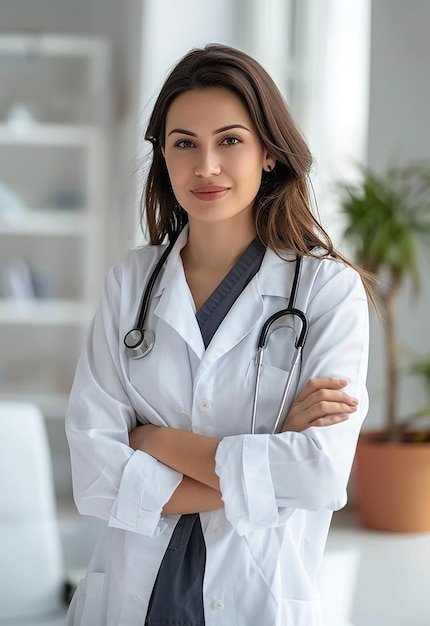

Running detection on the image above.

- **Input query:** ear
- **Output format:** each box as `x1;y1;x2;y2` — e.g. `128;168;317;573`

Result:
263;156;276;172
161;146;165;158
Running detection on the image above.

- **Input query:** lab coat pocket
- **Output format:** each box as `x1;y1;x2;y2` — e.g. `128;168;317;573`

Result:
245;322;300;433
280;598;321;625
246;360;295;433
73;572;106;626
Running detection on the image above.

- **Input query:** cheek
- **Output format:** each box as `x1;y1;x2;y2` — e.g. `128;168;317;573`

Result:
236;159;263;192
236;147;264;174
164;159;186;190
167;151;194;173
165;168;192;207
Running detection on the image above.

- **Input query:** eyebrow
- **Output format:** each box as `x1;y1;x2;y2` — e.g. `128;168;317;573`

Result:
167;124;250;138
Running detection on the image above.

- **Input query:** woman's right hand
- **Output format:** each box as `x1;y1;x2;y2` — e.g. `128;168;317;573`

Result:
281;377;358;433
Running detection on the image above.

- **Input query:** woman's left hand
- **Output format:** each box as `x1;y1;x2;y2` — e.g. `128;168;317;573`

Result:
282;377;358;433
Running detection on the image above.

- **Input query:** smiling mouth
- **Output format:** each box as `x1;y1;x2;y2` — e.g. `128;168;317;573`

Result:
191;186;230;201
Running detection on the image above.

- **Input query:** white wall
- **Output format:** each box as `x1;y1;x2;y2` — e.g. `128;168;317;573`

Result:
299;0;372;243
140;0;236;112
130;0;239;244
365;0;430;430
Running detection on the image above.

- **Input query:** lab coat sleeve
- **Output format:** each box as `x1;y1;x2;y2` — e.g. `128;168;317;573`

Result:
215;261;369;536
65;261;182;538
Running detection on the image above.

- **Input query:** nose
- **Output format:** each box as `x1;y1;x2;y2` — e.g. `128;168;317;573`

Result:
194;148;221;177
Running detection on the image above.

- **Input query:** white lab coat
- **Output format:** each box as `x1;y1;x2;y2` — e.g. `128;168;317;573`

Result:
65;226;369;626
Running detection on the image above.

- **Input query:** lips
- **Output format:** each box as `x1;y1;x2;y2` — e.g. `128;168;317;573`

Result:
191;185;230;201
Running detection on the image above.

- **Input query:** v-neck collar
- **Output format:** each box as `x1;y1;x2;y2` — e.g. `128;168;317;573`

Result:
152;226;298;363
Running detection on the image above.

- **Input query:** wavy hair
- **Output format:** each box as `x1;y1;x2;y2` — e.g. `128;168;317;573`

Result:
141;43;376;300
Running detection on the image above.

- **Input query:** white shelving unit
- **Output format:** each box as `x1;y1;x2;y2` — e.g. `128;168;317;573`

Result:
0;34;110;419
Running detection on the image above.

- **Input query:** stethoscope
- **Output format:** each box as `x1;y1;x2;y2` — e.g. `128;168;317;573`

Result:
251;255;308;434
124;235;178;360
124;237;309;434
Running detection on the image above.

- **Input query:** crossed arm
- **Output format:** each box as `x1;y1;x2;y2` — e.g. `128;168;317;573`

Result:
129;377;358;515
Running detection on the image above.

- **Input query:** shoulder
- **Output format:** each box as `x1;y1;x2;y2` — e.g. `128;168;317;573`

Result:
300;249;367;309
116;243;166;272
96;244;167;311
260;246;365;303
106;243;167;284
301;247;361;281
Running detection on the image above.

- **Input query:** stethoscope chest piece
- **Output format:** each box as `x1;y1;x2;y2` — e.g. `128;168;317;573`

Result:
124;328;155;359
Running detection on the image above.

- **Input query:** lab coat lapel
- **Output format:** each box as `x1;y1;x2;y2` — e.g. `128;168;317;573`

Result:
201;248;293;366
201;277;264;365
151;227;205;359
257;247;297;299
153;261;205;359
152;239;295;366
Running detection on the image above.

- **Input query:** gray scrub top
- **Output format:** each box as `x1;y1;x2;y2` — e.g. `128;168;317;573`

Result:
145;237;265;626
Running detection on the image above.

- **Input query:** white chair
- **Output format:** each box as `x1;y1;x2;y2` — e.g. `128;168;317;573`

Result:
0;402;69;625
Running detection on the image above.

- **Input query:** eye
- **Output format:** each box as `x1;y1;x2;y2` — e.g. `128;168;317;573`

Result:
220;136;241;146
174;139;195;149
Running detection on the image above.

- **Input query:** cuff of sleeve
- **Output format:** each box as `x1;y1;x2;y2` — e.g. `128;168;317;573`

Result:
109;449;182;537
215;434;278;535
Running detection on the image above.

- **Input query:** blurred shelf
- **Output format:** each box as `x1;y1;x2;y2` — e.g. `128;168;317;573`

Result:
0;32;108;58
0;299;93;324
0;123;102;146
0;210;90;235
0;33;109;428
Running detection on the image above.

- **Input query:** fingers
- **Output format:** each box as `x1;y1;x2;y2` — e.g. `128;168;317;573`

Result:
281;377;359;433
297;390;358;418
304;394;358;421
294;377;348;403
282;402;354;432
310;414;350;427
297;378;358;409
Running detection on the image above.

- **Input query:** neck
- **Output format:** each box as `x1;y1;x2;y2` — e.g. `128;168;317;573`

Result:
182;218;257;273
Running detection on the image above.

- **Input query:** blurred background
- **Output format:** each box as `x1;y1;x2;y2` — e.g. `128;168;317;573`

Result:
0;1;429;625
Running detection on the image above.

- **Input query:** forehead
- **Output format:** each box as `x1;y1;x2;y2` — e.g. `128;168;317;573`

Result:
165;87;254;130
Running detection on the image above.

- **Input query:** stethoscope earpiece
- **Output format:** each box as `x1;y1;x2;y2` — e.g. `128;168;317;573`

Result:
124;328;155;359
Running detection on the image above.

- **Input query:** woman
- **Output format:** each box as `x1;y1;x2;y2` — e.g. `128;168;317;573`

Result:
66;44;371;625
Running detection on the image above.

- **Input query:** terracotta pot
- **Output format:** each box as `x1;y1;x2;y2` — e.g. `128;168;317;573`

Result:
354;432;430;533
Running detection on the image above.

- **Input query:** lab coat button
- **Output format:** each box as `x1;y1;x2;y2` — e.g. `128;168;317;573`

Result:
212;599;224;611
213;525;223;536
199;400;211;411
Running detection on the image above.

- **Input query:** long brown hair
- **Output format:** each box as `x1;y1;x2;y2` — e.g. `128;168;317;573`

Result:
141;43;376;301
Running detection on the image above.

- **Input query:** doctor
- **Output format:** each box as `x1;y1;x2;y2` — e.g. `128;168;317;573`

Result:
66;44;372;625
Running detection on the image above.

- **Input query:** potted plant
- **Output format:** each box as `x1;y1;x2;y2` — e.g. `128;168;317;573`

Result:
404;354;430;441
338;161;430;532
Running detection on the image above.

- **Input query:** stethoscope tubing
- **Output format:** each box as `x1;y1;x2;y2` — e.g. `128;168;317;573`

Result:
271;346;303;434
123;235;178;358
135;236;177;330
124;239;309;433
257;307;308;350
251;308;308;434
